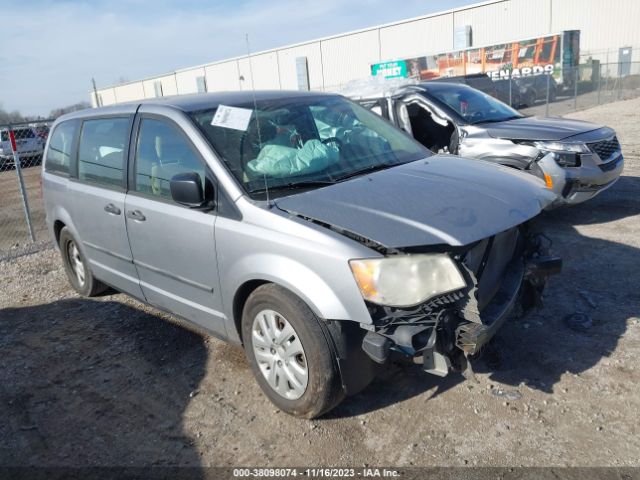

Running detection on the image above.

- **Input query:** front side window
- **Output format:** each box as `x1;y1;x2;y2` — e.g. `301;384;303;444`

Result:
189;95;429;199
424;83;523;125
134;118;206;200
78;118;130;187
45;121;77;175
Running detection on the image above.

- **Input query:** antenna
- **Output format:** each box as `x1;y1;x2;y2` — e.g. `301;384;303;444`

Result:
245;33;270;207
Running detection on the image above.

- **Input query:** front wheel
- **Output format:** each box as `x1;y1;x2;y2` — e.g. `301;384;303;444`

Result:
241;284;345;418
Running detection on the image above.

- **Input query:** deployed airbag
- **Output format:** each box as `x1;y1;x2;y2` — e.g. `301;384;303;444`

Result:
247;139;339;177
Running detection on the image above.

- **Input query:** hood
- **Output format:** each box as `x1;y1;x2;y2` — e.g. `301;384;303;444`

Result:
483;116;605;141
275;155;556;249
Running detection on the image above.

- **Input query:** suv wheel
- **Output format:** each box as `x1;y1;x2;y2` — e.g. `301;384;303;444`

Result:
241;283;345;418
59;227;107;297
525;90;536;107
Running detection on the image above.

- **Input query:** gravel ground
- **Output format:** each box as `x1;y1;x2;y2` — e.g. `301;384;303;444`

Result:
1;98;639;469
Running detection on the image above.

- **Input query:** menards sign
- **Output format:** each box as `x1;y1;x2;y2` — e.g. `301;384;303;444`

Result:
371;30;579;85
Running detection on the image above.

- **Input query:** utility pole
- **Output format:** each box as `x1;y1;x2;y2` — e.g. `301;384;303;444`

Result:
92;78;101;108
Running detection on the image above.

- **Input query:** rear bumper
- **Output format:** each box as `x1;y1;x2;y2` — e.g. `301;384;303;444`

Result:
0;151;43;167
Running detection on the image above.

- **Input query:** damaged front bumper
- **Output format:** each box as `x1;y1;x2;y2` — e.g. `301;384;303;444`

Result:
359;230;561;377
536;150;624;208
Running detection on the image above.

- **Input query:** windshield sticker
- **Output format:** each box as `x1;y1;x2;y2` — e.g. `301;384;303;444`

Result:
210;105;253;131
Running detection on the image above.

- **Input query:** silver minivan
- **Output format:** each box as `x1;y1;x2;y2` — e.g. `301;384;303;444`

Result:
42;91;560;418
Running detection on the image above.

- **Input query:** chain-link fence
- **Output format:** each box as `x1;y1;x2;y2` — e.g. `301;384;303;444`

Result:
0;120;54;260
493;62;640;117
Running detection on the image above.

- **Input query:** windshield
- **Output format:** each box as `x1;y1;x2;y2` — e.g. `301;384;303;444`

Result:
189;95;429;199
424;83;523;125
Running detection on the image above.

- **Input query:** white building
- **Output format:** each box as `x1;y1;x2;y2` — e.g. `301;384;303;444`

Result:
93;0;640;106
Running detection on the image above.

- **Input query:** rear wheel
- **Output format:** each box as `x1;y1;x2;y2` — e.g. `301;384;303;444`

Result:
59;227;107;297
241;283;344;418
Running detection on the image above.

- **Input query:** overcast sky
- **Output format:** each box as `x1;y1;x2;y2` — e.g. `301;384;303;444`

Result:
0;0;477;116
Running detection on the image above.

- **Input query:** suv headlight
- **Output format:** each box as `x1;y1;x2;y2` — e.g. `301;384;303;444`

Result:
349;254;466;307
534;141;589;167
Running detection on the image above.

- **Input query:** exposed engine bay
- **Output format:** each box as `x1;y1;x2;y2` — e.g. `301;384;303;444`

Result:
358;224;561;377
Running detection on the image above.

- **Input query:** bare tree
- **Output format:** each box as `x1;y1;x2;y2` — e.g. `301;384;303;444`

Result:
49;101;91;119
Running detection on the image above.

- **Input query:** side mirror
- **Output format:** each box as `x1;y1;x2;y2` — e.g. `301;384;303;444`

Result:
170;171;207;207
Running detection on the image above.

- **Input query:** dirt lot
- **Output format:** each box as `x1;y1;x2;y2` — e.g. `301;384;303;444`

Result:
1;98;639;469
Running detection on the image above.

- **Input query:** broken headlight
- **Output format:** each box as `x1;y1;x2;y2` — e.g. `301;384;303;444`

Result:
534;141;589;167
349;254;466;307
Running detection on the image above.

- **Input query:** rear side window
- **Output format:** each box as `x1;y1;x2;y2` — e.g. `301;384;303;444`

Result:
78;118;130;188
45;121;77;175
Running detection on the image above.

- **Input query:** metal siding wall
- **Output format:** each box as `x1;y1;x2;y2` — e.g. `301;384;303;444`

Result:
237;52;281;90
320;29;380;90
205;61;241;91
98;88;117;106
113;82;145;103
141;79;157;99
159;74;178;96
551;0;640;62
175;67;206;94
453;0;551;47
379;13;454;60
277;42;324;90
94;0;640;105
141;74;178;98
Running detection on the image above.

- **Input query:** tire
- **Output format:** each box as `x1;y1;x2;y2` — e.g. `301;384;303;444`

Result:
525;90;536;107
58;227;108;297
241;283;345;418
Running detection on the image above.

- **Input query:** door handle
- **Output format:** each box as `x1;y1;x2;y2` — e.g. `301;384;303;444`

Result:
127;210;146;221
104;203;121;215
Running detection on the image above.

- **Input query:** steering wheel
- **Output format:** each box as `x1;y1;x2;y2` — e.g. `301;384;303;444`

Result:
321;137;343;148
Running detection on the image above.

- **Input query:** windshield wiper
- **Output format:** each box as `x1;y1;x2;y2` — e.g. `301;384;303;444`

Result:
333;163;395;182
248;179;335;194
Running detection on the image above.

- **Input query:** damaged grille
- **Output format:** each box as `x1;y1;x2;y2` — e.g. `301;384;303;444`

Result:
588;136;620;161
462;227;520;312
366;291;463;327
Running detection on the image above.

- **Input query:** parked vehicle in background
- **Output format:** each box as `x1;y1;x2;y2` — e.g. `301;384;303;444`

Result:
34;124;51;142
42;91;560;418
431;73;498;98
492;78;521;106
0;127;45;168
351;82;624;207
515;74;558;106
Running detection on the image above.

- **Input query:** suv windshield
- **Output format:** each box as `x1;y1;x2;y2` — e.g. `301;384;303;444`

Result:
424;83;523;125
189;95;429;199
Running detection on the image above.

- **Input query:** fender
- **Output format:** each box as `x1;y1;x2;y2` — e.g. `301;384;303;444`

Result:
222;253;366;343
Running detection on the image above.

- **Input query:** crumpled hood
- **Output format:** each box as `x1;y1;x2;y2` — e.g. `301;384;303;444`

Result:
484;116;604;141
275;155;556;249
